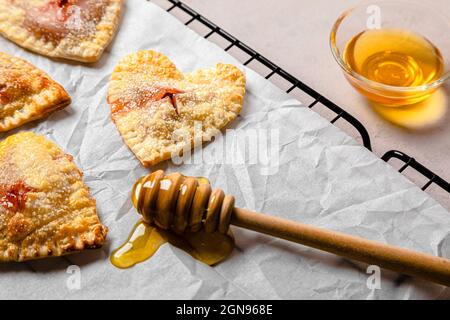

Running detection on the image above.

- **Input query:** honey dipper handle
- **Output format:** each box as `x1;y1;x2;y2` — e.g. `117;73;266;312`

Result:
231;207;450;286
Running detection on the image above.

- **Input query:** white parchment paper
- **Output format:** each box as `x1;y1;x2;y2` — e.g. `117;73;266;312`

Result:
1;0;449;299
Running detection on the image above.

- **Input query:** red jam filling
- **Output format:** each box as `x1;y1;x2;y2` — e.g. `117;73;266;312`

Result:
0;181;33;212
41;0;74;22
111;87;185;116
23;0;109;42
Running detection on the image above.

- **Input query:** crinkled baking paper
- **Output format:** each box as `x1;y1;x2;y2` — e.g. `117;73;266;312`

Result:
0;1;449;299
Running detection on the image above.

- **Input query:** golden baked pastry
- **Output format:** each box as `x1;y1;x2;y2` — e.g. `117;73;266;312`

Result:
0;132;107;262
0;0;123;62
107;50;246;167
0;51;71;132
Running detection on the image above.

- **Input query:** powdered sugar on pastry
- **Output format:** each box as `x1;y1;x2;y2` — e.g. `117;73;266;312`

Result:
0;0;123;62
0;132;107;262
107;50;246;167
0;51;71;132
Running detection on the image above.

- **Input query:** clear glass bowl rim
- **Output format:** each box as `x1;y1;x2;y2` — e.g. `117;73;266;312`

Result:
330;0;450;93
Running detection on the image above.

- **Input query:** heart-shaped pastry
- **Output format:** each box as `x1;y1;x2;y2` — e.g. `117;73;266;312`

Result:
0;132;107;262
0;51;71;132
0;0;123;62
107;50;246;167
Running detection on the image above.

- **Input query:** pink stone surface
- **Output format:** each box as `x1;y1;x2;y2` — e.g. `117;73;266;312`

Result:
177;0;450;209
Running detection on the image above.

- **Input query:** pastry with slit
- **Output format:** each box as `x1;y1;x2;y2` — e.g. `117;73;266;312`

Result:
0;0;123;62
0;51;71;132
107;50;246;166
0;132;107;262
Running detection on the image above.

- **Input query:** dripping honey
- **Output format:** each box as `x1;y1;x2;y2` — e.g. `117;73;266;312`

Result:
110;172;235;269
110;220;235;269
343;28;445;106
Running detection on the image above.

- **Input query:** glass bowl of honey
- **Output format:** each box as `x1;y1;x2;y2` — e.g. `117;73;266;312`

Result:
330;0;450;106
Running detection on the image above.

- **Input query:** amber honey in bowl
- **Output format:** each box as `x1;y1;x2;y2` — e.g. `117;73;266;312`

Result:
342;28;445;106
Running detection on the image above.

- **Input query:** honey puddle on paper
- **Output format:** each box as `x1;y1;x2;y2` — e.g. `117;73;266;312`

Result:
110;220;234;269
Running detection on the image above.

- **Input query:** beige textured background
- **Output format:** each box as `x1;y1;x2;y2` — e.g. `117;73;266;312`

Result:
154;0;450;209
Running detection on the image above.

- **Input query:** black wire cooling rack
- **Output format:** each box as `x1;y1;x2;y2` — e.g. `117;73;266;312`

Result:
149;0;450;201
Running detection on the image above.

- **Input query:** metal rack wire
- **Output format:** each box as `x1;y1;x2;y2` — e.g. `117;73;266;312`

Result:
149;0;450;200
382;151;450;193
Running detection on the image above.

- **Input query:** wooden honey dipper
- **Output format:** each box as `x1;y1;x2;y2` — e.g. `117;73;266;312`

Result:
132;170;450;286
